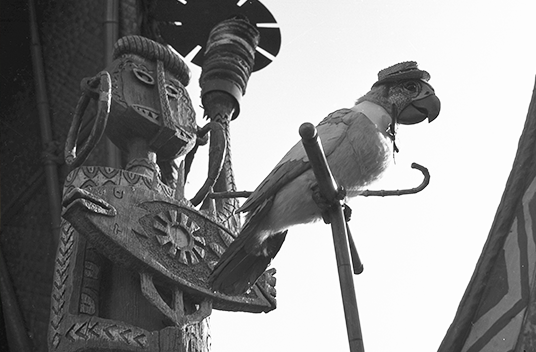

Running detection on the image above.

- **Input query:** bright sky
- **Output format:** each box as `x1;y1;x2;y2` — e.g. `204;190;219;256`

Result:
182;1;536;351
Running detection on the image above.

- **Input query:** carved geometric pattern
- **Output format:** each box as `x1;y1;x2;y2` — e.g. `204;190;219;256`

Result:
111;60;127;105
49;220;75;350
153;209;206;265
56;164;277;333
63;166;175;199
218;229;236;247
214;117;242;233
79;293;96;315
209;242;225;258
79;248;103;316
64;319;148;348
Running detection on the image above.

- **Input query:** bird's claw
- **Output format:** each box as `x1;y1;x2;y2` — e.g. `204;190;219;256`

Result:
335;185;346;201
312;185;348;224
311;184;331;223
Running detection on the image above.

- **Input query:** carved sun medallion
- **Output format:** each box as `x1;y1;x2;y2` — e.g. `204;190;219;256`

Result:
153;210;206;265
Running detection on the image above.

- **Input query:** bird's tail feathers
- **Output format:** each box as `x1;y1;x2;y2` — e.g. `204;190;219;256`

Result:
209;228;288;295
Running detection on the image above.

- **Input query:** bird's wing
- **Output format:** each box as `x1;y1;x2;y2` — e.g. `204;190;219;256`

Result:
238;150;309;213
238;108;355;213
316;108;357;157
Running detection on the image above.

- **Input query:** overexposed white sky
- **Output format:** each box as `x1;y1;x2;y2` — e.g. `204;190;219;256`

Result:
182;1;536;351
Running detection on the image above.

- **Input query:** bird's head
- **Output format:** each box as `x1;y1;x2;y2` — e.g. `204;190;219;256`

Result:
358;61;441;125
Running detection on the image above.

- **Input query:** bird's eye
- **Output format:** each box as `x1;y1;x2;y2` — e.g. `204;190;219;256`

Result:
165;83;180;100
133;68;155;85
404;81;419;93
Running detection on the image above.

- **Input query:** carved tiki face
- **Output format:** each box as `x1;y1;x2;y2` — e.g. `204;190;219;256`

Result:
105;49;197;161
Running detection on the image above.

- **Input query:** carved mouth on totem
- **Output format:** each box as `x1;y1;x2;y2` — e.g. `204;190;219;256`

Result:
131;104;160;121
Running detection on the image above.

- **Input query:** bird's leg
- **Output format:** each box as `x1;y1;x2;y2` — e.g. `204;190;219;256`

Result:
311;184;347;224
311;184;330;223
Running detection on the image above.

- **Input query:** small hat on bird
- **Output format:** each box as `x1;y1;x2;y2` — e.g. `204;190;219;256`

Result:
372;61;430;87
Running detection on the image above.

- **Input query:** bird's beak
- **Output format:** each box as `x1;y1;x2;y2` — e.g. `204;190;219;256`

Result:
398;82;441;125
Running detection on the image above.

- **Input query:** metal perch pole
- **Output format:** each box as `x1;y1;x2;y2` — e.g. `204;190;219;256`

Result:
299;122;365;352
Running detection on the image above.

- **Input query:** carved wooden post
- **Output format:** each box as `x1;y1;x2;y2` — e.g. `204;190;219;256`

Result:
48;33;276;352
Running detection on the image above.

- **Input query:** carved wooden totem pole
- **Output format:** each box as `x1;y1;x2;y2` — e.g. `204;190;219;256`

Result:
48;12;280;352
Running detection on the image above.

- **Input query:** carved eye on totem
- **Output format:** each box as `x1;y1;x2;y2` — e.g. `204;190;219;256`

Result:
133;68;155;85
165;83;181;100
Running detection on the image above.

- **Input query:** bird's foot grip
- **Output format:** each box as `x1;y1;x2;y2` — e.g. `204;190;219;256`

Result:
140;272;212;329
335;185;346;201
313;185;348;224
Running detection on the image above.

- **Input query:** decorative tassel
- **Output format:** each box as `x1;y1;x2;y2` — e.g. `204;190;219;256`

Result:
389;103;400;155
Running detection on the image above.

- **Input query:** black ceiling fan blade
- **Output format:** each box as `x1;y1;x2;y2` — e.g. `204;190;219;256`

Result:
154;0;281;72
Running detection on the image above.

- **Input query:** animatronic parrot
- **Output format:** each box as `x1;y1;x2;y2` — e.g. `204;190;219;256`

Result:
209;61;441;295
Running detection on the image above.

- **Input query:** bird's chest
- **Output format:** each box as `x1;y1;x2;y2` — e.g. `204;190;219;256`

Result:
328;125;391;195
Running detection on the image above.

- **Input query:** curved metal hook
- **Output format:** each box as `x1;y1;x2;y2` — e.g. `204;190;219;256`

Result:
204;163;431;199
359;162;430;197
